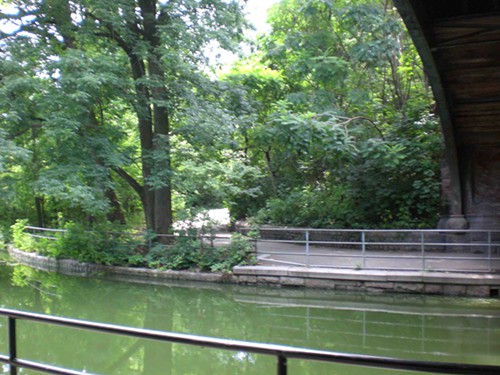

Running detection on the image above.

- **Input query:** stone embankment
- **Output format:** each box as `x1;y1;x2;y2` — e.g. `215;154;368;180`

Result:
8;247;500;297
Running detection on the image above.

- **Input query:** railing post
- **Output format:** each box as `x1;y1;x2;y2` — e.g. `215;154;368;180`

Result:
8;316;17;375
305;230;310;267
488;231;492;273
277;354;287;375
361;231;366;269
421;231;425;271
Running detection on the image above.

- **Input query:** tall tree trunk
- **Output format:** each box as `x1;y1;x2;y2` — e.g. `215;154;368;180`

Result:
35;197;45;228
140;0;173;235
149;58;173;236
129;53;156;230
105;188;126;224
51;0;174;234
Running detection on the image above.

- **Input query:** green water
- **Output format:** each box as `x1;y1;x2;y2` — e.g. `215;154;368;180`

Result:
0;254;499;374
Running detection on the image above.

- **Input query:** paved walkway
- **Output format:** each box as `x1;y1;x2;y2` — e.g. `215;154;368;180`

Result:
224;234;500;296
256;243;500;273
214;234;500;273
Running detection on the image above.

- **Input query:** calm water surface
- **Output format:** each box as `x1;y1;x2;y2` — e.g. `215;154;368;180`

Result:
0;252;499;374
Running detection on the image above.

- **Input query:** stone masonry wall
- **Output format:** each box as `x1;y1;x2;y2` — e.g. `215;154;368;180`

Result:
8;247;500;298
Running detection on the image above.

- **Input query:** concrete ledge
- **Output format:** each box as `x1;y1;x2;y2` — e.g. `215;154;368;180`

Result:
8;247;500;297
233;266;500;297
8;247;234;284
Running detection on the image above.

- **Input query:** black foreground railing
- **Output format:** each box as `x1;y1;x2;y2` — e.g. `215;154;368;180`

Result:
1;308;499;375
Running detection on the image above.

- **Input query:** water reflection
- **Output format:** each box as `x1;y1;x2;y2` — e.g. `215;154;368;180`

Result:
0;259;499;374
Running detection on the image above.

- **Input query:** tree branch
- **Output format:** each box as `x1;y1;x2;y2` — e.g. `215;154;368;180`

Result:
7;122;45;140
113;167;145;202
84;11;134;56
337;116;386;140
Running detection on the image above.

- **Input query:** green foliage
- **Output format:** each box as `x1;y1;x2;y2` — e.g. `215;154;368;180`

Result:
52;222;147;265
225;0;443;229
257;185;358;228
55;223;103;263
345;115;443;228
255;115;442;229
224;161;266;220
1;0;445;236
209;233;256;272
10;219;254;273
145;231;255;272
11;220;36;253
11;219;47;254
0;232;5;251
10;219;141;265
163;231;203;270
0;0;249;233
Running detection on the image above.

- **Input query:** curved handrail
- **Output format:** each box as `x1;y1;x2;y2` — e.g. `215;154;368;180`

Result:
0;308;499;375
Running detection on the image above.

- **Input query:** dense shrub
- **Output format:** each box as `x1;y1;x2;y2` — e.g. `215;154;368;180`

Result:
209;233;255;272
254;122;443;230
9;220;255;272
144;231;255;272
10;220;141;265
0;232;5;251
256;185;361;228
11;219;38;253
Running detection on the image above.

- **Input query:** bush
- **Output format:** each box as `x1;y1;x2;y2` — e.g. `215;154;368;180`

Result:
163;232;202;270
54;222;143;265
11;219;37;252
144;231;255;272
209;233;255;272
9;221;255;273
0;232;5;251
54;222;99;262
256;185;360;228
10;220;142;266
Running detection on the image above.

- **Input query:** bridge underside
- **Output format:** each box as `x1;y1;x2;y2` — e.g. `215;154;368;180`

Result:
394;0;500;229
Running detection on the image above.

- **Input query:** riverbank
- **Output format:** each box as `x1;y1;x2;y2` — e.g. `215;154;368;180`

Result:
7;246;500;297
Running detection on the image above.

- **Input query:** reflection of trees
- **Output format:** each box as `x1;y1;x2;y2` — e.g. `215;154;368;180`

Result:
1;262;499;373
2;265;154;373
142;289;173;375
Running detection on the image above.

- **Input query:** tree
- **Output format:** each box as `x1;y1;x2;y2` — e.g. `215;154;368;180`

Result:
1;0;248;234
1;0;444;232
226;0;442;228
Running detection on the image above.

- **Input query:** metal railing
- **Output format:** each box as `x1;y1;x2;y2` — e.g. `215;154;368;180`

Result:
22;226;500;272
25;226;66;240
249;227;500;272
23;225;222;248
1;308;499;375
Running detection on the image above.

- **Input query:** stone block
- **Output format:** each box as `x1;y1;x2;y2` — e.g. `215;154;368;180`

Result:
233;266;288;276
304;279;336;289
331;280;363;292
424;284;444;294
334;280;363;287
257;276;281;284
238;275;257;284
466;285;490;297
442;285;467;296
280;277;305;287
395;283;424;293
219;273;237;283
365;287;387;294
365;282;394;289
